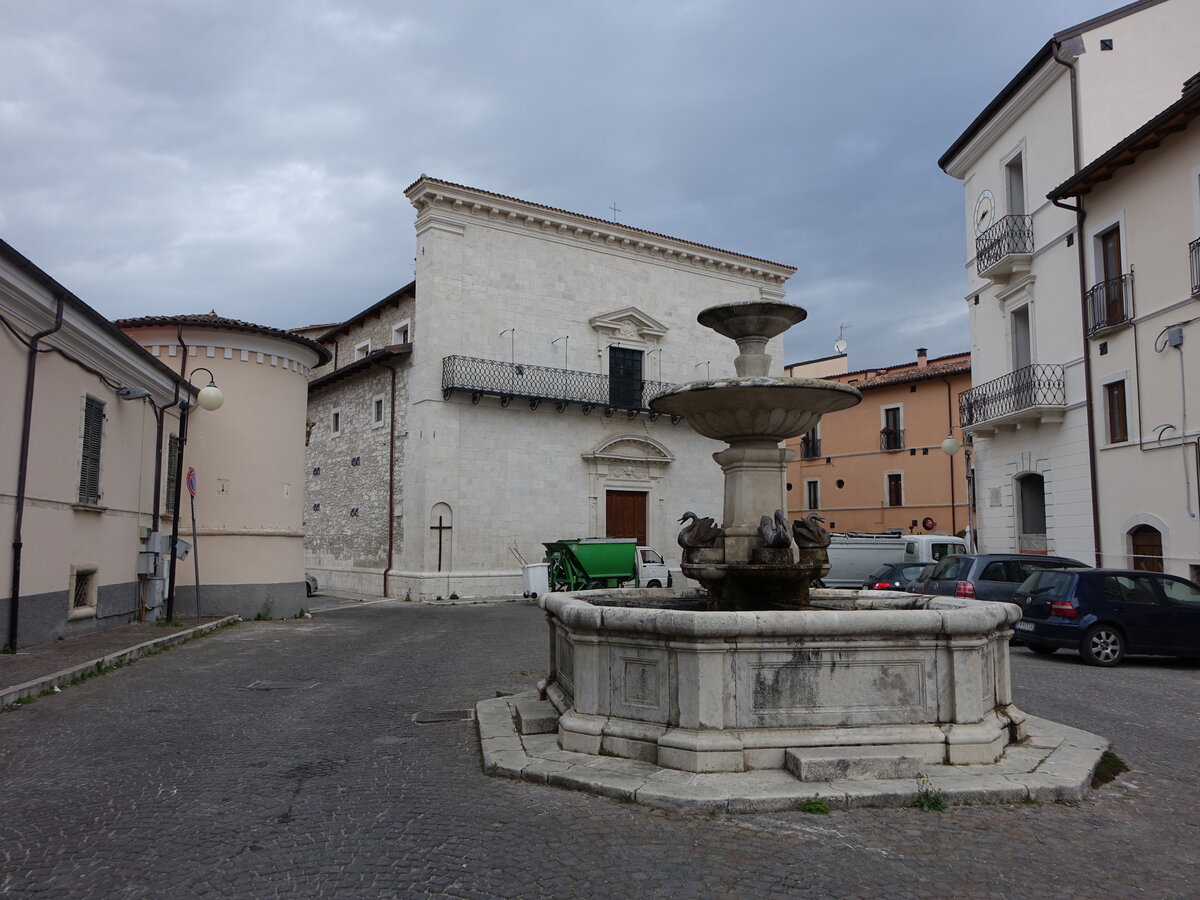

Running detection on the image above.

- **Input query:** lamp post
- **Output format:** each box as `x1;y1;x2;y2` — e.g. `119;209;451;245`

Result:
165;368;223;622
940;433;974;551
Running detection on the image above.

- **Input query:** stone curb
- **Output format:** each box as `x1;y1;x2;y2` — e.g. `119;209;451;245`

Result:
1;616;241;710
475;694;1109;813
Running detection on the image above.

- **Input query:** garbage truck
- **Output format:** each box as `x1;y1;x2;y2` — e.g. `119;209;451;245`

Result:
542;538;672;592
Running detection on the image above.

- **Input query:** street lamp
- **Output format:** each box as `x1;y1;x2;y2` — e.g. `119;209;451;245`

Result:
941;433;974;551
165;367;223;622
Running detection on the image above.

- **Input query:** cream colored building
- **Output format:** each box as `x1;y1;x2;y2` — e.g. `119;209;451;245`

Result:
938;0;1200;563
1047;73;1200;579
303;176;796;598
1;239;185;649
119;314;330;619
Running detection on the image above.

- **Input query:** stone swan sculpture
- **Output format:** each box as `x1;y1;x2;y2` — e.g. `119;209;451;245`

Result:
792;512;831;549
758;509;793;549
677;511;723;549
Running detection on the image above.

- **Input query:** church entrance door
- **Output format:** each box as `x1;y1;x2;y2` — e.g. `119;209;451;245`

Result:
606;491;647;546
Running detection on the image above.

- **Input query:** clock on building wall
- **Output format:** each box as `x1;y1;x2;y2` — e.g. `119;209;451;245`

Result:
974;190;996;235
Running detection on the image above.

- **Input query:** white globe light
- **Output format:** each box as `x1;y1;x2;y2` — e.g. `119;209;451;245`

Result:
196;382;224;411
941;435;961;456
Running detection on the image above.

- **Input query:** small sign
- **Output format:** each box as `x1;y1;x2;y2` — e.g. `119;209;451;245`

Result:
187;467;197;497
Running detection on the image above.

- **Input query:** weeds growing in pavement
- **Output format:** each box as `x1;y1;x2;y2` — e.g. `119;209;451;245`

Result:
797;794;831;815
1091;751;1129;788
910;772;947;812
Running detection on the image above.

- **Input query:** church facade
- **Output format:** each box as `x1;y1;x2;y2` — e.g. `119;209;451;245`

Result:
303;176;797;598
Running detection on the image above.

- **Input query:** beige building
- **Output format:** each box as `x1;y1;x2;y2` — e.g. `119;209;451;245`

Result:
939;0;1200;564
302;176;797;598
118;314;330;619
1047;72;1200;579
785;350;972;538
1;239;185;649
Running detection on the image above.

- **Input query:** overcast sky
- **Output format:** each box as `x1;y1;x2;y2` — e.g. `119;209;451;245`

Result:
1;0;1111;370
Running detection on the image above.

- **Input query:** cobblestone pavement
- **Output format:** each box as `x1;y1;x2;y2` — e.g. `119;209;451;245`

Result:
2;597;1198;898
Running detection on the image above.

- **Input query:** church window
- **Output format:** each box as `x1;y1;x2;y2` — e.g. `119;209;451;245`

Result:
608;346;644;409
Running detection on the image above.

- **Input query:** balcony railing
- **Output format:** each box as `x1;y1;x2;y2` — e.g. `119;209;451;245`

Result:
1085;273;1132;335
1190;237;1200;296
976;215;1034;276
879;428;905;452
800;437;821;459
959;364;1065;429
441;355;678;416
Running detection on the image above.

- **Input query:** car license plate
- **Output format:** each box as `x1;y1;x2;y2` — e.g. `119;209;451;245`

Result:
1013;621;1035;632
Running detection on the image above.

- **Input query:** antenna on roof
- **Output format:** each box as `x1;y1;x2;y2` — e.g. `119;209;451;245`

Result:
834;322;850;355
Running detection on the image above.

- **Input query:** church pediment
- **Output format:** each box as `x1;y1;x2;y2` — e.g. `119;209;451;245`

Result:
588;307;668;341
583;434;674;466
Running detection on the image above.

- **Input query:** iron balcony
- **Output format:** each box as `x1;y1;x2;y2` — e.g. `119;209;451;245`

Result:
1190;237;1200;296
1085;273;1132;336
441;354;679;418
958;364;1066;435
976;215;1034;280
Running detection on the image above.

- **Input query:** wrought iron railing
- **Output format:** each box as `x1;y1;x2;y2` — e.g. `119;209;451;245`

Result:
1190;237;1200;296
1085;273;1131;335
976;215;1034;274
800;437;821;459
441;355;678;416
959;364;1065;427
879;428;905;452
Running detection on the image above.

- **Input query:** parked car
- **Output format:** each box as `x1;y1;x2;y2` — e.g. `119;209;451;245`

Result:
861;562;929;591
1013;568;1200;666
918;553;1088;603
906;563;937;595
305;573;319;597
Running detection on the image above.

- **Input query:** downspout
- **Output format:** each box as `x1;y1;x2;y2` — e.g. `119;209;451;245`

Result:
940;375;958;535
1051;40;1104;567
369;354;399;597
164;324;191;622
8;294;65;650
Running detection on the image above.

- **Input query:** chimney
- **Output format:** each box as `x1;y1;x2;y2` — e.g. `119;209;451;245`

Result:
916;348;928;369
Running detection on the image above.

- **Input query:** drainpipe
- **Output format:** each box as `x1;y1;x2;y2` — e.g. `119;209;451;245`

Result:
1052;40;1104;568
164;325;191;622
370;353;400;597
940;376;958;536
8;294;65;650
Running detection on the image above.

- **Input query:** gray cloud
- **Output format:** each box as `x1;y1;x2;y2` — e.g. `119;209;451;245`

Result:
1;0;1107;367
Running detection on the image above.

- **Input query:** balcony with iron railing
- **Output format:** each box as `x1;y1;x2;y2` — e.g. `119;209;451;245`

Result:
958;363;1066;435
976;215;1034;281
1190;237;1200;296
1085;273;1132;337
800;435;821;459
441;354;680;419
879;428;905;452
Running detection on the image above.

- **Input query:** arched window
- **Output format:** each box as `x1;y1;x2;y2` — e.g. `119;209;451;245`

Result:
1129;525;1163;573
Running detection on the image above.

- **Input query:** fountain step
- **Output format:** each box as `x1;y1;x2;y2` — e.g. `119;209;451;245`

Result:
785;747;924;782
514;699;560;735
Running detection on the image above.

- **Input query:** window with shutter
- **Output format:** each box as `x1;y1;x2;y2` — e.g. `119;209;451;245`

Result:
165;435;181;514
78;397;104;504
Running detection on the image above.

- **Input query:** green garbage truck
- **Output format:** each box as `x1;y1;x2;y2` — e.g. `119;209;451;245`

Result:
543;538;672;592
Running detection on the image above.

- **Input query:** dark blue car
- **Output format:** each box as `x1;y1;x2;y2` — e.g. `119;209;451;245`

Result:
1013;568;1200;666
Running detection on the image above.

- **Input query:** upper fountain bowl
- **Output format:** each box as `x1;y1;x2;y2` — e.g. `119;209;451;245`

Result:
697;301;807;342
650;377;861;442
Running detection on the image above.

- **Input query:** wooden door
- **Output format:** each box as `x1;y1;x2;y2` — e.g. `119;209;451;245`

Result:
606;491;647;546
1131;526;1163;572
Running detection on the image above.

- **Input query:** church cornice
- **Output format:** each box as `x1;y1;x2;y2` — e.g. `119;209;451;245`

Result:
405;176;796;287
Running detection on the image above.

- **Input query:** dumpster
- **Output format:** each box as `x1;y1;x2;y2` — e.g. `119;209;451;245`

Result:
543;538;639;591
521;563;550;598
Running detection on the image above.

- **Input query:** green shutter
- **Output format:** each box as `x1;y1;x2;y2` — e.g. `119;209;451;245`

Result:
78;397;104;504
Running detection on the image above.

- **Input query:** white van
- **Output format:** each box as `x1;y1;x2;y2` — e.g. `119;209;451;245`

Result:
823;532;967;589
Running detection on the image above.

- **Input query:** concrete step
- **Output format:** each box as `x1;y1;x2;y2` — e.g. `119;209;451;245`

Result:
514;699;559;735
785;746;923;782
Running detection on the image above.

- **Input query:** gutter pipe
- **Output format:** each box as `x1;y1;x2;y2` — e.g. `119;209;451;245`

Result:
1051;40;1104;568
8;295;65;650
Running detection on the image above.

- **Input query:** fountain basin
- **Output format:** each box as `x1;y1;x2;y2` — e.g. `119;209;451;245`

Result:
650;377;861;442
540;589;1026;773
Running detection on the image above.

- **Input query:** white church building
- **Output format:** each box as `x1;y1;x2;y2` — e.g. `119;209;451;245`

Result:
302;176;797;598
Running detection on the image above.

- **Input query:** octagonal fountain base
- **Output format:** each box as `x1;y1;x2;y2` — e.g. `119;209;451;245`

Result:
539;588;1028;773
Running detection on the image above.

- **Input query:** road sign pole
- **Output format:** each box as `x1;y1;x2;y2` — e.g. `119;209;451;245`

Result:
187;468;201;625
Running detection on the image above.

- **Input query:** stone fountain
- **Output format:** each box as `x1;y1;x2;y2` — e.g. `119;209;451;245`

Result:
538;300;1026;775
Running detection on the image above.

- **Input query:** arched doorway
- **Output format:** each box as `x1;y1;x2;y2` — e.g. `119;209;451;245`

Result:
1015;473;1046;554
1129;525;1163;572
